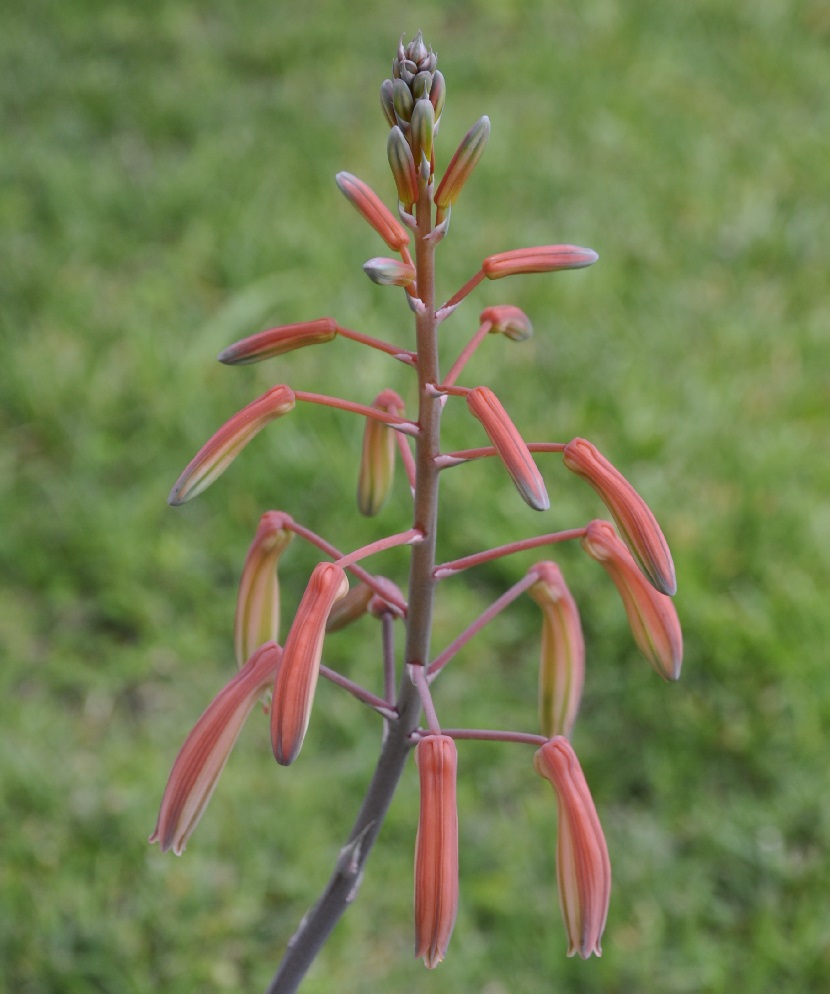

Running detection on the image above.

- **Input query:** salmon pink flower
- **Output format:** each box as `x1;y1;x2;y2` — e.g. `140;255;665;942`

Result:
336;172;410;251
482;244;598;279
150;642;282;855
217;319;337;365
434;116;490;210
466;385;549;511
363;257;417;287
581;519;683;680
534;736;611;959
234;512;294;668
414;734;459;969
168;385;296;506
480;304;533;342
563;437;676;596
270;562;349;765
528;562;585;739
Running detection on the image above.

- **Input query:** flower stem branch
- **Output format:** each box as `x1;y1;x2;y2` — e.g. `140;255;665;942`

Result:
434;528;588;578
293;390;420;435
435;441;567;469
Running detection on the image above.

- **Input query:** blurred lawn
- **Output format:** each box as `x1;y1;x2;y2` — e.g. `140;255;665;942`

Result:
2;1;829;992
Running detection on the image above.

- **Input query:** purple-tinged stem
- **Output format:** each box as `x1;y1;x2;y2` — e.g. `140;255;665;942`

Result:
335;528;423;571
416;727;548;747
395;432;417;494
335;324;417;365
381;613;397;704
294;390;420;435
436;441;567;469
427;572;538;680
319;664;397;719
409;663;441;734
443;320;492;387
434;528;588;578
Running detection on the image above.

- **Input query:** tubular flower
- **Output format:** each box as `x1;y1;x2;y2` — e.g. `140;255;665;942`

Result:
150;642;282;855
217;319;337;365
466;385;550;511
434;116;491;210
528;562;585;739
234;511;294;668
414;735;459;969
482;244;598;280
534;736;611;959
563;437;677;596
357;389;405;516
581;519;683;680
335;172;410;252
270;562;349;765
168;385;296;505
480;304;533;342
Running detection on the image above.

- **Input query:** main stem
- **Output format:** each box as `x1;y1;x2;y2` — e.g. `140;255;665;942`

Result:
265;182;440;994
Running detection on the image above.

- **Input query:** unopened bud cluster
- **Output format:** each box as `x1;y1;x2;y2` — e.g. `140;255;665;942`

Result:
152;32;683;989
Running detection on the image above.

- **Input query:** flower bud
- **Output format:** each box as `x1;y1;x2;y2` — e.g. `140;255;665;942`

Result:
434;116;490;209
270;562;349;765
392;77;414;123
528;562;585;738
429;70;446;122
534;736;611;959
466;385;549;511
336;172;410;251
363;257;417;287
150;642;282;854
479;304;533;342
234;512;293;668
168;385;296;505
325;582;374;632
387;126;419;209
563;437;676;596
380;78;397;127
357;389;405;516
218;318;337;365
410;97;435;166
483;245;599;279
414;735;459;969
581;519;682;680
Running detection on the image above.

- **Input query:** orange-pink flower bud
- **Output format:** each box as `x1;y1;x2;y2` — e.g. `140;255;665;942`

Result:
270;562;349;765
528;562;585;739
563;437;676;596
387;125;419;208
414;735;459;969
335;172;410;251
217;318;337;365
357;389;405;517
466;385;550;511
534;736;611;959
434;116;490;209
482;244;598;280
149;642;282;855
480;304;533;342
168;385;296;506
234;512;293;668
581;519;683;680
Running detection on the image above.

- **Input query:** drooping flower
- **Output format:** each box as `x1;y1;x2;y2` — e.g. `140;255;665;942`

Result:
563;437;677;596
528;562;585;738
234;511;293;668
357;389;405;516
534;736;611;959
581;519;683;680
414;734;459;969
168;385;296;505
466;385;549;511
270;562;349;765
482;245;598;279
150;642;282;855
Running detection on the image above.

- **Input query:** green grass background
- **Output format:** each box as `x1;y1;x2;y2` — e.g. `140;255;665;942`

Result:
2;1;828;991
